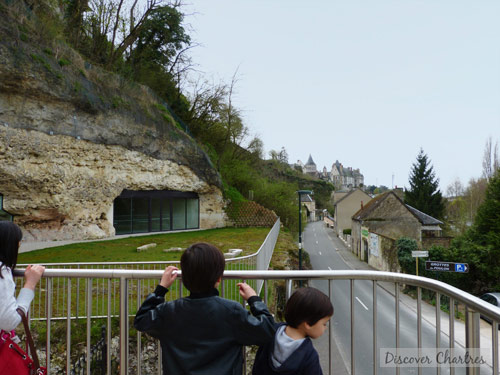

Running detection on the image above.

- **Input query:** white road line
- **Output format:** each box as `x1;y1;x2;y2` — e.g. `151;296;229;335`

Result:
316;241;318;244
356;297;369;311
319;251;322;255
328;266;332;270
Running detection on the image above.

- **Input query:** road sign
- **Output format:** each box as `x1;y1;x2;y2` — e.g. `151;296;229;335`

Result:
454;263;468;273
425;261;469;273
412;251;429;257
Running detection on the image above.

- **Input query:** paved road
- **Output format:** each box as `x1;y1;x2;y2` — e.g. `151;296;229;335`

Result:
303;221;475;375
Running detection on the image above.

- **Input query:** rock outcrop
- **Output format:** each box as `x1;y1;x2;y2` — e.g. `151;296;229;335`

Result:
0;23;226;241
0;124;225;241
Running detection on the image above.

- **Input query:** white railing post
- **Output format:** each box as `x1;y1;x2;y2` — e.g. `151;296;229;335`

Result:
465;307;481;375
120;277;128;375
86;278;92;375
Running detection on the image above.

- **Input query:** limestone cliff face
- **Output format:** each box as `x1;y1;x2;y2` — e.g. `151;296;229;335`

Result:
0;125;226;241
0;35;226;241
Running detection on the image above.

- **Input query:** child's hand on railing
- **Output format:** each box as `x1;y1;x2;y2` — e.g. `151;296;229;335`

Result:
237;282;257;301
160;266;179;288
23;264;45;290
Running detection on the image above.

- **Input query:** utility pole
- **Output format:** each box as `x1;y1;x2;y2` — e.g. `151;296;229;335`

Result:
297;190;313;270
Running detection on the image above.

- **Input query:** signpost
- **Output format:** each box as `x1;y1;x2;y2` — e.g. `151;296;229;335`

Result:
412;251;429;276
412;251;429;257
425;261;469;273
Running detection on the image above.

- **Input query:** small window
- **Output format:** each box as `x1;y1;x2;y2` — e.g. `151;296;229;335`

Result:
186;199;199;229
172;199;186;230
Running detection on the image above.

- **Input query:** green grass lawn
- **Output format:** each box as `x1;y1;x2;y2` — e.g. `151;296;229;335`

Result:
18;227;273;264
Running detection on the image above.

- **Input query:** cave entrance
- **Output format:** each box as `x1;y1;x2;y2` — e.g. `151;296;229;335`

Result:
113;190;199;235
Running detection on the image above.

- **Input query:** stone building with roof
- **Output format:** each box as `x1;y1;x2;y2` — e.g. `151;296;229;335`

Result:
351;191;444;272
333;188;372;237
301;193;316;221
295;156;364;190
303;155;318;176
329;160;364;190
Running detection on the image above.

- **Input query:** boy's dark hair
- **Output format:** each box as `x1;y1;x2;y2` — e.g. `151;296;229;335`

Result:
0;221;23;278
285;287;334;328
180;242;225;293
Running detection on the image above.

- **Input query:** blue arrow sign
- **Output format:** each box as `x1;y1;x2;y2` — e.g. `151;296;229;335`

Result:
455;263;468;273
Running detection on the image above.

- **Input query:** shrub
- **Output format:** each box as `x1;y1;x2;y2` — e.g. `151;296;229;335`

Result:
396;237;418;274
30;53;52;73
112;96;130;109
224;185;246;204
73;81;82;93
58;58;71;67
343;228;351;235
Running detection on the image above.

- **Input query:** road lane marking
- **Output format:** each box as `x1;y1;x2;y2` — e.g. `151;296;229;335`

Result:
319;251;322;255
356;297;369;311
316;241;318;244
328;266;332;270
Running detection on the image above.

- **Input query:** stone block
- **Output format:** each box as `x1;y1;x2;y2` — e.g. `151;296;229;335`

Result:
163;247;183;253
137;243;157;252
229;249;243;256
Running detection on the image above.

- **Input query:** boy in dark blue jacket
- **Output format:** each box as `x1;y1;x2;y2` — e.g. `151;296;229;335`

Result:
252;287;334;375
134;242;276;375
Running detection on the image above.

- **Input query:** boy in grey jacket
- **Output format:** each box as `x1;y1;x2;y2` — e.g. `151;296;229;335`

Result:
134;242;276;375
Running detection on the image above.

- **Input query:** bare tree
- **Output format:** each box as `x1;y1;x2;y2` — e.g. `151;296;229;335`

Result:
482;136;499;181
169;43;200;100
446;178;464;198
269;150;279;160
464;177;488;223
186;77;227;134
494;142;500;173
247;136;264;159
278;147;289;164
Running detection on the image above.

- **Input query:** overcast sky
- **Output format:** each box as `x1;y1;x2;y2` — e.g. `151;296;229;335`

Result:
183;0;500;193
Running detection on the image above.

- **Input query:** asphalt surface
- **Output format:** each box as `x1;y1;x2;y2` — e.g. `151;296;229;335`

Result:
303;220;488;375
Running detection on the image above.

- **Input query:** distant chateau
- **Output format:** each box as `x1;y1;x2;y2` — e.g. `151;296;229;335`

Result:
293;155;364;191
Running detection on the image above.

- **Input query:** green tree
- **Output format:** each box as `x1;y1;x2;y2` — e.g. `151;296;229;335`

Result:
64;0;88;48
129;5;190;72
442;172;500;294
405;149;445;219
471;172;500;249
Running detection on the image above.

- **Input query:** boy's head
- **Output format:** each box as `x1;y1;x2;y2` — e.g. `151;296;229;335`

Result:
180;242;225;293
285;287;334;328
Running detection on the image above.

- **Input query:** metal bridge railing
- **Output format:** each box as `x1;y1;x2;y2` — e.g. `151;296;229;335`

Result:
12;269;500;375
